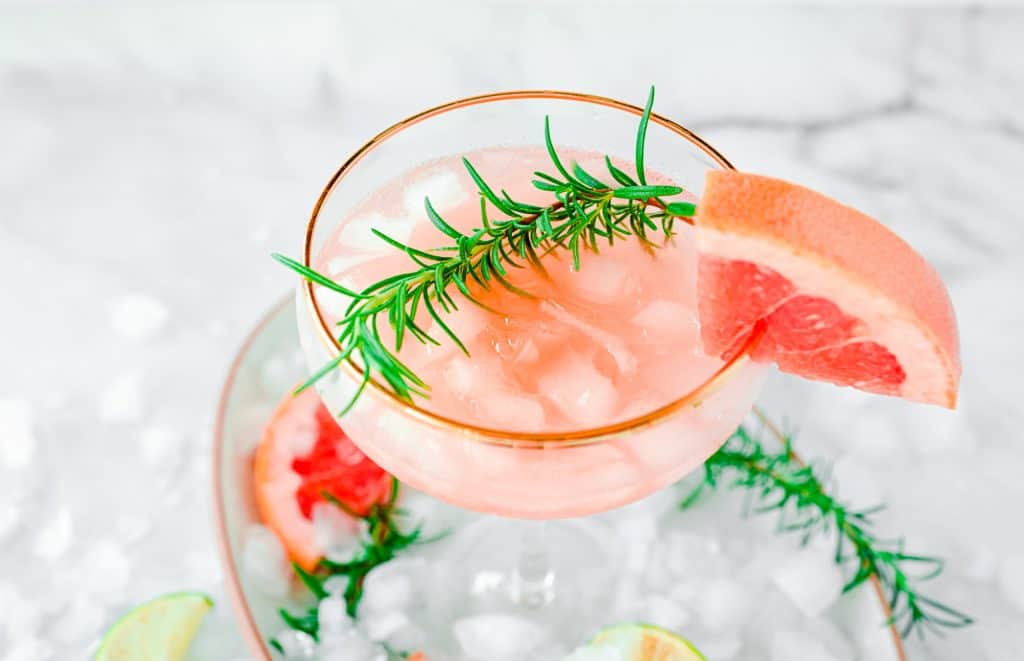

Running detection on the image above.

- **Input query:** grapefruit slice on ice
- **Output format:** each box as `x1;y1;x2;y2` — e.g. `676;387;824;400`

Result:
253;387;393;571
696;171;960;408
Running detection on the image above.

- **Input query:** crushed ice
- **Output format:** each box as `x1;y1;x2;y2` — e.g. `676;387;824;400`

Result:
108;293;168;339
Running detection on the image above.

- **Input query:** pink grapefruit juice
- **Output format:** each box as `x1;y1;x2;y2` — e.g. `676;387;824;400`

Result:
301;147;767;517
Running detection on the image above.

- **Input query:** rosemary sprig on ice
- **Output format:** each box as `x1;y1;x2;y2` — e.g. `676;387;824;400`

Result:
686;418;974;639
272;479;438;651
273;87;695;411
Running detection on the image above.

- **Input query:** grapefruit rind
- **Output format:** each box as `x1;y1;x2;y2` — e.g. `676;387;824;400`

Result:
253;389;323;572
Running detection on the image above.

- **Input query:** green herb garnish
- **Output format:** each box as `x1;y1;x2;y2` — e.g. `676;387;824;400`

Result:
688;414;973;639
273;86;695;412
273;478;442;648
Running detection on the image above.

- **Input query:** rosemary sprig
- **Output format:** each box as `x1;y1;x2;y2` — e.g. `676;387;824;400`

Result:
272;479;440;650
273;87;696;412
686;423;973;639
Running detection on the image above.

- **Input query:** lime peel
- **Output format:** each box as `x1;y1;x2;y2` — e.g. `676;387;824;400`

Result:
94;591;213;661
568;623;708;661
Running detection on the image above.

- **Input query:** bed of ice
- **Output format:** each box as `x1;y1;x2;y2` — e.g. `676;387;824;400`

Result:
2;4;1023;659
245;477;896;661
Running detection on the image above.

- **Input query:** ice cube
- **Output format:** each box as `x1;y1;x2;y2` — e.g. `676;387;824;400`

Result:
33;507;72;560
998;553;1024;613
0;398;35;470
402;168;469;219
771;547;843;618
316;285;352;320
631;300;698;346
663;531;724;579
241;524;290;597
441;352;505;400
453;614;548;661
312;502;359;555
339;212;418;252
699;578;752;632
540;301;636;375
645;594;691;630
612;576;645;619
360;610;409;642
771;629;846;661
537;351;619;425
831;455;883;508
275;629;317;659
476;391;546;430
550;254;637;305
382;622;428;652
318;594;354;637
109;293;168;339
360;558;424;613
138;425;184;467
318;629;386;661
394;489;451;540
441;301;491;347
98;372;144;424
323;575;349;597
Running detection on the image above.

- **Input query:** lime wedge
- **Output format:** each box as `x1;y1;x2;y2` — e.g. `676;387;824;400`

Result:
94;591;213;661
576;623;708;661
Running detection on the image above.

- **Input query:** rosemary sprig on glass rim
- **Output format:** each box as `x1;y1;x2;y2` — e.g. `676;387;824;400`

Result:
685;417;973;640
273;86;696;412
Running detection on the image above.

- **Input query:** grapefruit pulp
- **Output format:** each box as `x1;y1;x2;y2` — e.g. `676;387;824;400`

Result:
253;387;393;571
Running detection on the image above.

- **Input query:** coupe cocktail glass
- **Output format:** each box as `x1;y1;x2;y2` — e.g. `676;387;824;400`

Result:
294;92;768;639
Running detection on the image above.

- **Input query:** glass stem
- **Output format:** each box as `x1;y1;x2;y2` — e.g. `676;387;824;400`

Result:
510;520;555;608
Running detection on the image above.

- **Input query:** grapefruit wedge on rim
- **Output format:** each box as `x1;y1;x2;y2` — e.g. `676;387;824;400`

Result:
253;387;393;571
696;171;960;408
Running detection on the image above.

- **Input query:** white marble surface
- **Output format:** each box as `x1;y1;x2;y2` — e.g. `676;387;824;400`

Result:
2;3;1023;659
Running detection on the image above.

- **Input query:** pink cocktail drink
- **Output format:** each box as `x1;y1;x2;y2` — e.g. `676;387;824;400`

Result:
298;147;767;518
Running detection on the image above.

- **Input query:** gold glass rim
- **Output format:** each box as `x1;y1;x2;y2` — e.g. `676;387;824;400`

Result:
301;89;756;444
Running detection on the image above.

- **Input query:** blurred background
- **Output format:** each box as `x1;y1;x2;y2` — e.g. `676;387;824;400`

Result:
1;2;1022;659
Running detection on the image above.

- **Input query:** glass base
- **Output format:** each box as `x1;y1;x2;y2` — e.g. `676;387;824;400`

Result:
427;516;614;656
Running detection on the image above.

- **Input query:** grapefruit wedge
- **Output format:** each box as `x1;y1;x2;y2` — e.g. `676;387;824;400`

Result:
696;171;959;408
253;387;393;571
